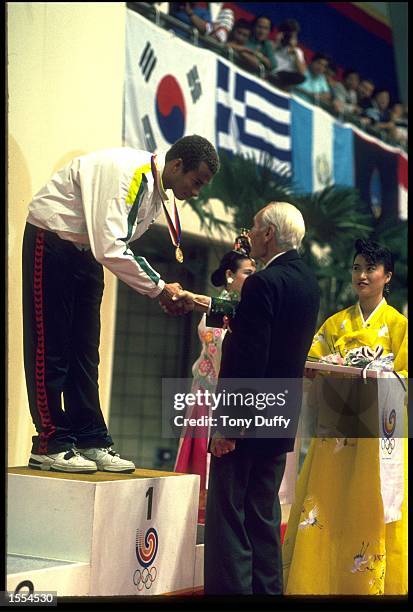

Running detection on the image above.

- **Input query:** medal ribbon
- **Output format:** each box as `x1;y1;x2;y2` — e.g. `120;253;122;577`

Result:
151;154;182;249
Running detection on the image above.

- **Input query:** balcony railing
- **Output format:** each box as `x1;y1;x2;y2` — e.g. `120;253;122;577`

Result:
127;2;407;152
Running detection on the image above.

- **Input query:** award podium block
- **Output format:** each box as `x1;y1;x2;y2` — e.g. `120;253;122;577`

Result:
7;556;90;596
7;468;200;596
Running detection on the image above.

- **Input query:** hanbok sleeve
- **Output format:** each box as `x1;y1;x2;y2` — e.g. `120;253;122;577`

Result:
206;297;238;328
191;314;225;392
308;319;334;360
389;315;408;378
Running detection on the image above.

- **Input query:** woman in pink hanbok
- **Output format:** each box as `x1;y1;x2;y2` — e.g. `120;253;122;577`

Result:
174;235;255;521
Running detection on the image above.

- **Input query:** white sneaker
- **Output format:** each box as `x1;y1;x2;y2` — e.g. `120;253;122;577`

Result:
79;447;135;473
28;449;97;473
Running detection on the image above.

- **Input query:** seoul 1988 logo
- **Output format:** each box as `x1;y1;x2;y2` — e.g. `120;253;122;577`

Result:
133;527;158;591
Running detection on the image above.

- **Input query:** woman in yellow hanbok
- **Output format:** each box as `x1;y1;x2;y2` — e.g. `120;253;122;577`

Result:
283;239;407;595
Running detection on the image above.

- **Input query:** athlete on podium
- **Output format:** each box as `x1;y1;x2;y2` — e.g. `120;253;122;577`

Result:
23;136;219;474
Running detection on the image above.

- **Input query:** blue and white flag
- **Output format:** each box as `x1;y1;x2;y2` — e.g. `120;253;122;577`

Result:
216;58;291;174
291;96;354;193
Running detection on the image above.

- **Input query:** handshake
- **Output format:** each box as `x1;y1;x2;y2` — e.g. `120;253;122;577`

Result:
158;283;211;316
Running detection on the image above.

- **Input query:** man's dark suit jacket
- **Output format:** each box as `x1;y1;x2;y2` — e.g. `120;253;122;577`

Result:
216;249;320;455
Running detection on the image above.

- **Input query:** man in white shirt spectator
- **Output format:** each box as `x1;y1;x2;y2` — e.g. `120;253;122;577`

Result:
332;68;360;115
270;19;306;90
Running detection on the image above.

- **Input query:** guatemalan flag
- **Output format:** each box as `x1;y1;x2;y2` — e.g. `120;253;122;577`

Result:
291;96;354;193
216;57;292;175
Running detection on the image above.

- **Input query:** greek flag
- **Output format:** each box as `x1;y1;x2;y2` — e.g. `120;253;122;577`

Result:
216;58;291;174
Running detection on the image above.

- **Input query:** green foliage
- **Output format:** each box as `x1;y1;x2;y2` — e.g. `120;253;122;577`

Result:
186;153;408;322
370;218;408;314
187;151;295;230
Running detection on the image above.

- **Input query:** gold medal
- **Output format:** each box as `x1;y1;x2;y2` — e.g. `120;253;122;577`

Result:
175;246;184;263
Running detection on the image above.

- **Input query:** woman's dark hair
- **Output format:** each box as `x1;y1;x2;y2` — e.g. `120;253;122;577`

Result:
353;239;394;297
210;250;251;287
166;135;220;174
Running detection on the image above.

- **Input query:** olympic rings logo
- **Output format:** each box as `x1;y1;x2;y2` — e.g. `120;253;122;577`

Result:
133;566;157;591
381;437;395;455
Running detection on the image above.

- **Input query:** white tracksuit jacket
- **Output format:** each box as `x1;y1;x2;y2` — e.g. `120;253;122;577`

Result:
26;147;172;298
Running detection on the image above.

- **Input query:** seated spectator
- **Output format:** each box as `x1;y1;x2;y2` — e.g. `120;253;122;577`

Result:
168;2;234;43
207;8;234;43
294;52;331;105
332;69;360;115
356;78;375;112
362;89;395;137
243;15;277;74
169;2;212;35
363;89;391;123
269;19;306;90
389;102;408;146
227;18;253;52
325;61;339;94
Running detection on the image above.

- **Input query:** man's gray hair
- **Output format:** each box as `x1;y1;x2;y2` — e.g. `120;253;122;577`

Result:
260;202;305;250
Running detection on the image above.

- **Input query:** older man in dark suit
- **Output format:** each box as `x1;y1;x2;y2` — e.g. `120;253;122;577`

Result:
173;202;320;594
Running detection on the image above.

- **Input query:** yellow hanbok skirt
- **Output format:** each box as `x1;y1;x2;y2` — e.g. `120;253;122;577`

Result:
283;436;408;595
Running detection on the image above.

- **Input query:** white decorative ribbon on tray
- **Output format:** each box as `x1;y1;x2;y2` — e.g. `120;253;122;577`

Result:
344;345;384;380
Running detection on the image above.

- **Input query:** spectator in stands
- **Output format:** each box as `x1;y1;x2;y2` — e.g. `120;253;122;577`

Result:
294;52;331;105
356;78;375;112
363;89;394;135
168;3;234;43
208;8;234;43
227;18;252;52
243;15;277;74
389;102;408;146
269;19;306;90
169;2;212;33
325;61;339;94
332;69;360;115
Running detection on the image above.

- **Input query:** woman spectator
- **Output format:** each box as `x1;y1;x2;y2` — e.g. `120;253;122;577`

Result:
270;19;306;90
174;235;256;522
